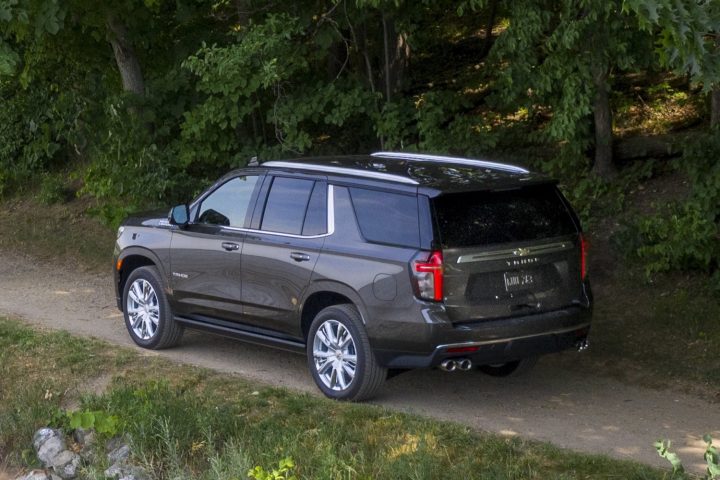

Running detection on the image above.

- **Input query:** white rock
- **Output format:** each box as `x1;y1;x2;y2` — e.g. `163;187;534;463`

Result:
32;429;66;467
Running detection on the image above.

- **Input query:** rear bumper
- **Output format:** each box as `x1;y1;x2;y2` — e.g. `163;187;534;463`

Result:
372;304;592;369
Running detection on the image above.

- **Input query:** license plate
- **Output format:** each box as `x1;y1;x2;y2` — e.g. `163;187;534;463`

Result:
503;271;535;292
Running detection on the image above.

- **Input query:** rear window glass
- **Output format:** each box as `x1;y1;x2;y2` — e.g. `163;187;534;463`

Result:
433;186;576;248
349;188;420;248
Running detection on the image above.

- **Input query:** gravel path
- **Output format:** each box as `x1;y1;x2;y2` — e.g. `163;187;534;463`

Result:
1;250;717;474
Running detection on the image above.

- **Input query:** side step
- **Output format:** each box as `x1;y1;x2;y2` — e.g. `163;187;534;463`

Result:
175;315;306;354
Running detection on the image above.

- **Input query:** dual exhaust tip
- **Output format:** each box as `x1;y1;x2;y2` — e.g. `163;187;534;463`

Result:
440;358;472;372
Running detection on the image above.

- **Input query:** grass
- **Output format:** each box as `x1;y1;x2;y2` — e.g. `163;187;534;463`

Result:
0;195;114;272
0;317;670;480
546;271;720;400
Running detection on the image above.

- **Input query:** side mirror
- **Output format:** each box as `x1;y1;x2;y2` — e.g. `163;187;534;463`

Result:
169;204;190;227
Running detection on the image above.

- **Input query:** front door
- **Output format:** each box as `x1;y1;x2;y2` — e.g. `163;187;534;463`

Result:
169;174;262;322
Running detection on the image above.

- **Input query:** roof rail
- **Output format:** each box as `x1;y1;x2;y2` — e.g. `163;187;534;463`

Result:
371;151;529;174
262;161;419;185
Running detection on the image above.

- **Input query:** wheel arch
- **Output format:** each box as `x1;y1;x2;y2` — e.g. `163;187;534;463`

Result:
117;247;168;310
300;281;369;341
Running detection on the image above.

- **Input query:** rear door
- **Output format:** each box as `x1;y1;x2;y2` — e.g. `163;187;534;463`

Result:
239;175;329;337
432;184;582;323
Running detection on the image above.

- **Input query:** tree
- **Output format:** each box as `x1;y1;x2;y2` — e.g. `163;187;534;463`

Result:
623;0;720;128
489;0;653;179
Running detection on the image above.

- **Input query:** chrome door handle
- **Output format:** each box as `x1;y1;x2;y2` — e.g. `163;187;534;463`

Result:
221;242;240;251
290;252;311;262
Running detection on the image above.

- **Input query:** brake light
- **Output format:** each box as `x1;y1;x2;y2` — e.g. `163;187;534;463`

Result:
412;250;444;301
580;234;588;280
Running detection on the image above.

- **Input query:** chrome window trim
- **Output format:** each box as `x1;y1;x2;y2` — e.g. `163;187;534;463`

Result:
219;185;335;239
455;241;572;264
434;322;591;351
371;151;529;174
263;161;419;185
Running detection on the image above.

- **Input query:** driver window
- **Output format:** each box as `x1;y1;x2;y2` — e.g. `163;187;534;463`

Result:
197;176;260;227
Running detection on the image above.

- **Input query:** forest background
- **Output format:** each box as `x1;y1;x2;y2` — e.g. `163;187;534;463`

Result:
1;0;720;286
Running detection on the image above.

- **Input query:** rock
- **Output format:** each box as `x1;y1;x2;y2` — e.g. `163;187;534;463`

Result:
31;428;81;479
16;470;62;480
72;428;96;448
51;451;81;479
107;444;130;464
104;463;147;480
32;429;66;467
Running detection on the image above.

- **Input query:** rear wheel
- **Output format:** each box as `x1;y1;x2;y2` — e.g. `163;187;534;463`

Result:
477;356;538;377
122;266;184;349
307;304;386;401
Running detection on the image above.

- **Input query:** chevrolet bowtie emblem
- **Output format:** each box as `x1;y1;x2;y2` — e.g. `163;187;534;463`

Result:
514;248;530;256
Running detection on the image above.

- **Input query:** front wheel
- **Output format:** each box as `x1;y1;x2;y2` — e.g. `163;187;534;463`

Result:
477;356;538;377
122;266;184;349
307;304;386;401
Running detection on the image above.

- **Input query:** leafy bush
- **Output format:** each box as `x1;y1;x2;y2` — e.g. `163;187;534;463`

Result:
655;435;720;479
619;134;720;284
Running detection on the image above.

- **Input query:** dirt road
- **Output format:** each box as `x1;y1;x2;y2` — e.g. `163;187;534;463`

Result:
1;250;717;474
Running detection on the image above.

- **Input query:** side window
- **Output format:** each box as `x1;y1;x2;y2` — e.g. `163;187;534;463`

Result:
302;182;328;236
349;188;420;248
197;176;260;227
261;177;315;235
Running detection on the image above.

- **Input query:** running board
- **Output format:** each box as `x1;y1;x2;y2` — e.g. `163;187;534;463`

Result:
174;316;306;354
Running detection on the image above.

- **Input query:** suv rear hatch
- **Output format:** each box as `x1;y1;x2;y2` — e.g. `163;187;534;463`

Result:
431;184;584;323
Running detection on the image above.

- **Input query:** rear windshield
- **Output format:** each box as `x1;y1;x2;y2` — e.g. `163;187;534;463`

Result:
432;186;577;248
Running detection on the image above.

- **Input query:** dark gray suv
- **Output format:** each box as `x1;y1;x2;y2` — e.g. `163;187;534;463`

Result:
113;152;592;400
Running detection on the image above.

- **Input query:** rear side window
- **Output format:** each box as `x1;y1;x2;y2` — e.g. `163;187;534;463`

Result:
349;188;420;248
302;182;328;236
261;177;315;235
433;186;577;248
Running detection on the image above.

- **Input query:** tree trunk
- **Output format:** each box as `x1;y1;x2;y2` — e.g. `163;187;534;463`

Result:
381;12;410;102
479;0;499;58
591;62;616;180
106;15;145;96
712;36;720;129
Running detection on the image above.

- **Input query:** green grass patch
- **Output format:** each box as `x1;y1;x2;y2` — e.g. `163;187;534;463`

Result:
0;318;669;479
547;271;720;399
0;196;114;272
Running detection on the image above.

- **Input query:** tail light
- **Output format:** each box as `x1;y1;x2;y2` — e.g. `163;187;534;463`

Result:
411;250;444;301
580;234;588;280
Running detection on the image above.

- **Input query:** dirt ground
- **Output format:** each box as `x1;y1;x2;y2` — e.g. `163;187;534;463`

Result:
1;249;718;475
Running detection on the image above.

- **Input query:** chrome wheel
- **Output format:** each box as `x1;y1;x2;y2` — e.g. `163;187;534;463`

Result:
312;319;357;391
126;279;160;340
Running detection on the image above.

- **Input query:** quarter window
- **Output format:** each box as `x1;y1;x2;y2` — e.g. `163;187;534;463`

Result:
349;188;420;248
197;175;260;227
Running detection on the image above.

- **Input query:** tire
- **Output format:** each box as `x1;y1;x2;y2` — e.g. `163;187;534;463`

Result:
307;304;386;401
122;266;184;350
477;356;538;377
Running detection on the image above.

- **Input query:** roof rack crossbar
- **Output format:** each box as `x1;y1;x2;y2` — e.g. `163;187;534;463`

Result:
371;151;529;174
262;161;419;185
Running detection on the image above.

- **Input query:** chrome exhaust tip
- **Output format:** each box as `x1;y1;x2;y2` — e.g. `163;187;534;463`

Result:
458;359;472;371
576;338;589;352
440;359;457;372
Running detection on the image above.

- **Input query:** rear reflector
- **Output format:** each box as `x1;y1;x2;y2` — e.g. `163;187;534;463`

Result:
580;234;588;280
446;346;480;354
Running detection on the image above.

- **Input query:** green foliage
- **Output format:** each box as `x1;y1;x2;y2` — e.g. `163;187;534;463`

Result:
38;173;67;204
655;435;720;480
623;0;720;88
248;457;297;480
619;134;720;283
67;409;119;435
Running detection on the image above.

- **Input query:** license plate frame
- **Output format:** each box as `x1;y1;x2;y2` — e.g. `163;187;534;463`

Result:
503;271;535;292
